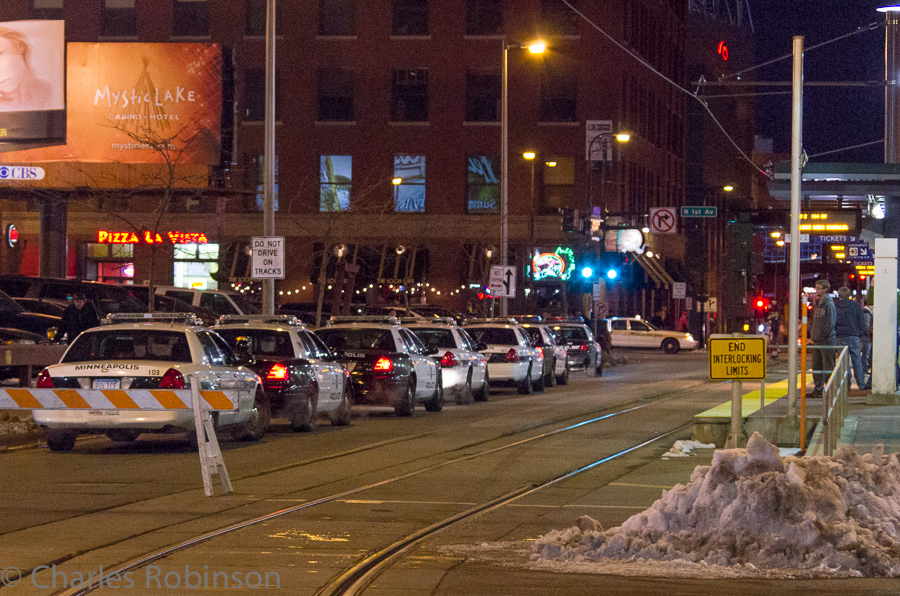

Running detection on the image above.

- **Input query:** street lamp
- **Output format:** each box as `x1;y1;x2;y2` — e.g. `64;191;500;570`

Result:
586;131;630;234
501;39;545;316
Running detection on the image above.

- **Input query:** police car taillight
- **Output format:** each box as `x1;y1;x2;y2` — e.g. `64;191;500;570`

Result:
373;357;393;372
160;368;185;389
36;369;54;388
535;346;544;357
267;363;289;381
440;351;458;367
505;348;519;363
579;343;590;352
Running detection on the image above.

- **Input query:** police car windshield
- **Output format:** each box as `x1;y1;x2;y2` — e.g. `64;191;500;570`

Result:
216;329;294;358
410;328;456;349
466;327;518;346
316;328;396;352
62;330;193;363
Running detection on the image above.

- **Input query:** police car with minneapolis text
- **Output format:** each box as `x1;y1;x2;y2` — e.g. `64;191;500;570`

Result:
33;313;265;452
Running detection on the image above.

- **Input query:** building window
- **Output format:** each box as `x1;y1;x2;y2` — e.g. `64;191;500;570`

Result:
87;243;134;284
246;0;282;36
33;0;64;20
319;0;355;35
174;243;220;290
255;154;279;211
467;155;500;213
102;0;137;37
541;0;579;36
320;155;352;211
317;68;354;122
540;65;577;122
173;0;209;37
394;155;426;212
391;68;428;122
465;0;502;36
542;156;574;211
465;69;500;122
244;68;280;122
393;0;428;35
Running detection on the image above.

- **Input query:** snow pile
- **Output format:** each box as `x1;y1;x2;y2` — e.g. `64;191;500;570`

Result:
532;432;900;577
661;439;715;458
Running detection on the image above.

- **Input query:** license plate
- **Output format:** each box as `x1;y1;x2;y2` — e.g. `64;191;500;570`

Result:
93;378;121;390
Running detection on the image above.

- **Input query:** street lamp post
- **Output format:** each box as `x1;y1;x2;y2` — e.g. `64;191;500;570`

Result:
501;39;545;317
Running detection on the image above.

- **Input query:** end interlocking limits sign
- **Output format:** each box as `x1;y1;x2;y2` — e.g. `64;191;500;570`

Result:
708;335;767;380
251;236;285;279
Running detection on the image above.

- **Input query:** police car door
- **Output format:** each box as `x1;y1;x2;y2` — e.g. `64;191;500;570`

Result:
298;329;341;402
397;328;437;398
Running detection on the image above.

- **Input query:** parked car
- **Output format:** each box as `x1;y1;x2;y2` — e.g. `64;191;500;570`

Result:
407;305;472;325
214;315;351;430
154;286;260;317
464;320;544;394
518;322;569;386
0;275;146;318
0;289;60;340
12;297;67;318
403;318;489;404
547;320;602;377
604;317;698;354
33;313;266;451
126;286;218;326
315;316;442;415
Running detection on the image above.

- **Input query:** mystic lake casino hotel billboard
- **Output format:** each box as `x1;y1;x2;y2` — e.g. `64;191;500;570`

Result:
0;39;221;168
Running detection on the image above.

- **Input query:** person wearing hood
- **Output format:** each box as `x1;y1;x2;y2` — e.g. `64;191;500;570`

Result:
809;279;836;398
834;286;866;390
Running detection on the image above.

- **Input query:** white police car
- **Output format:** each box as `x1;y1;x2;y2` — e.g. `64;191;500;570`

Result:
465;320;544;394
403;318;489;404
34;314;265;451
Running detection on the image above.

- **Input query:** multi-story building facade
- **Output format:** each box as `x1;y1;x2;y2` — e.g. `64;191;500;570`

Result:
0;0;688;318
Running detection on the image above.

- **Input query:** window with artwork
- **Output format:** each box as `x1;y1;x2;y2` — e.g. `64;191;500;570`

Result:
465;69;500;122
320;155;352;211
317;68;354;121
394;155;426;212
173;0;209;37
466;155;500;212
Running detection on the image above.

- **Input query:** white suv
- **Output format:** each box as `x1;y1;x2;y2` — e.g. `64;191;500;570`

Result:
156;287;259;317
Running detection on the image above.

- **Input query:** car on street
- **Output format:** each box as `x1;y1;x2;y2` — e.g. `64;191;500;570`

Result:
214;315;351;430
518;322;570;386
33;313;267;451
464;320;544;394
403;318;489;404
315;316;443;415
154;286;260;317
547;320;602;377
604;317;698;354
0;290;60;340
0;275;146;318
126;286;219;326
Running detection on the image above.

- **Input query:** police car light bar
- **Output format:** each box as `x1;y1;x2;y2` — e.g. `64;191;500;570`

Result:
400;316;457;326
511;315;543;323
327;315;401;326
103;313;204;326
216;315;305;327
472;318;519;325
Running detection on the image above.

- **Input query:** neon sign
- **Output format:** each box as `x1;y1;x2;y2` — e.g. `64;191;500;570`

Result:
97;230;209;244
717;41;729;61
531;246;575;281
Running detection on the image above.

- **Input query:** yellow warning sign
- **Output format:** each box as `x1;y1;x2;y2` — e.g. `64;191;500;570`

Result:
708;335;767;380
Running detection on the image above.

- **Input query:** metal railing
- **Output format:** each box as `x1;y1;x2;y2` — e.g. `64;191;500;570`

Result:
822;345;850;456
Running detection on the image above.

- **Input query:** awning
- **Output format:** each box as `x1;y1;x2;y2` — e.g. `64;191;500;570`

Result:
635;254;673;288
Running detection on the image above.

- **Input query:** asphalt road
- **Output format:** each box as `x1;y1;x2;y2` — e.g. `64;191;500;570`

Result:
7;349;886;595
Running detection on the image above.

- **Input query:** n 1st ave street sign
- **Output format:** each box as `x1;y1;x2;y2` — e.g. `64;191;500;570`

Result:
680;206;717;218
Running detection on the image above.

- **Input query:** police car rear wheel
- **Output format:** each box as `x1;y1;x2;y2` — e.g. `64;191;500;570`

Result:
395;380;415;417
457;370;474;405
330;383;352;426
291;391;318;433
232;390;271;441
45;429;77;452
425;375;444;412
473;371;489;402
518;366;534;395
556;363;569;385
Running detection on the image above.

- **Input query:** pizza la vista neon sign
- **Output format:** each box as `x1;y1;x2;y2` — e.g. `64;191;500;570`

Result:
97;230;209;244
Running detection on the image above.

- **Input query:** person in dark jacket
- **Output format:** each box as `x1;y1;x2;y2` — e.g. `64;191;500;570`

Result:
834;286;866;390
56;292;100;343
810;279;836;397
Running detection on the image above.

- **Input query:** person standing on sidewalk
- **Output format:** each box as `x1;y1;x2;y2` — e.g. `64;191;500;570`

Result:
860;300;873;389
834;286;866;389
810;279;836;398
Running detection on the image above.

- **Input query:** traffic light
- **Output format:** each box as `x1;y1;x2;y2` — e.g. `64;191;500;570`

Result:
753;297;769;316
606;268;618;280
581;266;594;278
560;208;582;233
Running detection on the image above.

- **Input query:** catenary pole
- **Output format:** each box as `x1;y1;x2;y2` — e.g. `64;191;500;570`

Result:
262;0;276;315
787;36;803;418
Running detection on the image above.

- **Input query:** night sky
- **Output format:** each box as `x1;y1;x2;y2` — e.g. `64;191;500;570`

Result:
752;0;888;162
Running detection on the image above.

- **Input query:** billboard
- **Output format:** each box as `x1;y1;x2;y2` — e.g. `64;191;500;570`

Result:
0;20;66;150
1;42;221;164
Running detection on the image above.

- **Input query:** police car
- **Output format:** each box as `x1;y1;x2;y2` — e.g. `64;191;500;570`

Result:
403;318;489;404
214;315;351;431
34;313;265;451
518;322;570;386
465;319;544;394
315;316;442;416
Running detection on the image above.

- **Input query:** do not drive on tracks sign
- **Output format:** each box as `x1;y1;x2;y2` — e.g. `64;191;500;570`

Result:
708;334;767;380
251;236;285;279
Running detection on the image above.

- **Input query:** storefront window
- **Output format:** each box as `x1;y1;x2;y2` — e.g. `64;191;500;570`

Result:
86;243;134;284
174;243;219;290
394;154;426;212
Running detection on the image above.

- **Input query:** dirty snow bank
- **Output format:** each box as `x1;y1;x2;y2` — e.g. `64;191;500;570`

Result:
532;432;900;577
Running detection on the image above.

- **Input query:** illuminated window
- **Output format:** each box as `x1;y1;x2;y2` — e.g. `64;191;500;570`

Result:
466;155;500;213
318;68;354;121
320;155;352;211
542;156;574;211
102;0;137;37
320;0;355;35
173;0;209;37
174;244;220;291
394;154;426;212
